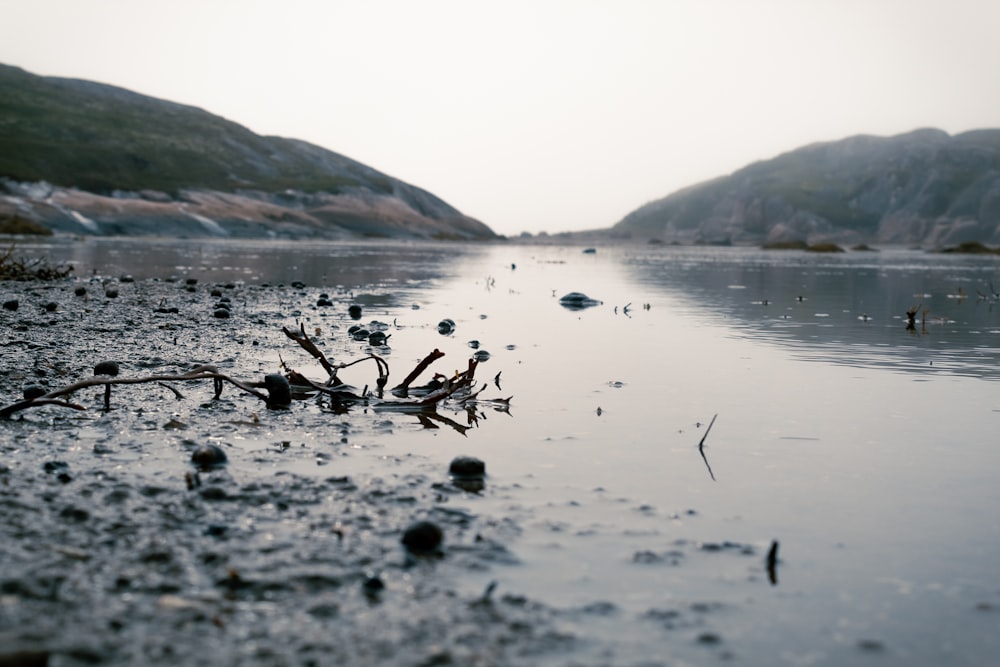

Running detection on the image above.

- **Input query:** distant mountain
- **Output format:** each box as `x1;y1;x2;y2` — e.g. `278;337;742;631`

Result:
0;63;496;240
613;128;1000;247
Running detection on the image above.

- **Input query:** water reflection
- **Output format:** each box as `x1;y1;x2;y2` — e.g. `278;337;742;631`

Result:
18;238;1000;380
618;246;1000;380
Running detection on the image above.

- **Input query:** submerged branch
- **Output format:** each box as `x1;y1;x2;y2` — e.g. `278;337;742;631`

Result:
392;349;446;396
697;414;718;481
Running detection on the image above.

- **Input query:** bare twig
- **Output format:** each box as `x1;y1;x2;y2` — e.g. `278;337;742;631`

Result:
698;414;718;481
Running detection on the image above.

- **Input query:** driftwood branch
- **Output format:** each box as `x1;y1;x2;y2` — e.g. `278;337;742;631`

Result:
0;365;269;419
392;349;445;395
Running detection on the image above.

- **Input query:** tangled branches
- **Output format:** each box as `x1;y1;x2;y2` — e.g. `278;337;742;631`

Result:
0;244;74;281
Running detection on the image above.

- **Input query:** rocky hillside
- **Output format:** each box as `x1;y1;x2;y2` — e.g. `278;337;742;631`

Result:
614;128;1000;247
0;64;496;240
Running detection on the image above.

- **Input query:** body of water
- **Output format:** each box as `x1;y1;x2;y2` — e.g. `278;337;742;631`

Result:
7;237;1000;665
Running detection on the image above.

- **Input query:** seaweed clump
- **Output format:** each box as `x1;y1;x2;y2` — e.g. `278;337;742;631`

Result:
938;241;1000;255
0;245;73;280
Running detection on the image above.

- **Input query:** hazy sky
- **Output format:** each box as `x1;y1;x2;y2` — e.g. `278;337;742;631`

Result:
3;0;999;235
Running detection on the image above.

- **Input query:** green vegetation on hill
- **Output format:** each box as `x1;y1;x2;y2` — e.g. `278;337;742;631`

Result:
0;64;382;196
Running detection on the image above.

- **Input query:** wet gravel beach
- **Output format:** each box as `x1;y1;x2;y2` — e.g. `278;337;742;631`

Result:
0;275;570;666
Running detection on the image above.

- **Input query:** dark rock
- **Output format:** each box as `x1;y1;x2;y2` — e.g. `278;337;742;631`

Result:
263;373;291;408
74;286;87;296
317;297;333;307
559;292;602;310
23;384;46;400
368;331;387;346
213;308;230;319
351;328;370;341
93;360;119;377
104;287;119;298
44;301;58;312
362;575;385;597
291;281;306;289
348;304;362;319
472;350;491;362
43;460;69;474
401;521;443;554
3;299;18;311
191;444;228;468
437;318;456;335
449;456;485;479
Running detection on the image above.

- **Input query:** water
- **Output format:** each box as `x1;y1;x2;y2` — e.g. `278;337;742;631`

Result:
8;237;1000;665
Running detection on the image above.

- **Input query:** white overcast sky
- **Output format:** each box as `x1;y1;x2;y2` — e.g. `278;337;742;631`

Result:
3;0;999;235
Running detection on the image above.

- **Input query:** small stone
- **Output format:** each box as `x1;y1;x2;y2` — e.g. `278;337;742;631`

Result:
210;288;223;297
348;304;363;319
185;278;198;286
263;373;291;408
120;274;135;283
74;286;87;297
368;331;387;346
449;456;486;479
401;521;443;554
317;297;333;307
3;299;18;311
44;301;58;312
104;287;119;298
213;308;230;319
191;444;228;468
437;318;456;335
472;350;491;362
23;384;46;400
362;575;385;596
93;360;119;377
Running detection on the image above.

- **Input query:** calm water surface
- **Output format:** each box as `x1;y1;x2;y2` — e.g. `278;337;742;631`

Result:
22;238;1000;665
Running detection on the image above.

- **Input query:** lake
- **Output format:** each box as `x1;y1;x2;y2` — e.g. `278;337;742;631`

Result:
5;237;1000;666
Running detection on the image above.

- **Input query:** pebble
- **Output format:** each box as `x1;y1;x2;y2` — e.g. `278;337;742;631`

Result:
23;384;46;400
437;318;456;335
93;360;120;377
3;299;18;311
448;456;486;479
263;373;292;408
213;308;231;319
348;304;363;319
401;521;443;554
191;444;228;468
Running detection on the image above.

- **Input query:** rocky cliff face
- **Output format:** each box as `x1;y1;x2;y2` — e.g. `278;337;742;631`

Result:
614;128;1000;247
0;64;496;240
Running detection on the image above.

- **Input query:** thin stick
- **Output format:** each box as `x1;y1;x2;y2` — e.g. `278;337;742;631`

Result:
698;414;718;481
766;540;780;585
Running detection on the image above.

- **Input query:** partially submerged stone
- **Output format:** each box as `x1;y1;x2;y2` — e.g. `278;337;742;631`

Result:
558;292;602;311
401;520;443;554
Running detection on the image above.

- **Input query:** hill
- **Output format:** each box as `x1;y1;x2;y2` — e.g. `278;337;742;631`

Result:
612;128;1000;247
0;64;495;240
